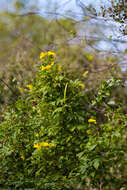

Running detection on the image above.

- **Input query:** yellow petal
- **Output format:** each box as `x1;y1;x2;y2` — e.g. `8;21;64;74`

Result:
46;65;52;69
88;118;96;124
40;52;47;59
83;71;88;77
41;142;49;147
41;66;46;71
34;144;40;149
47;51;56;57
50;61;54;66
26;84;33;90
79;83;85;88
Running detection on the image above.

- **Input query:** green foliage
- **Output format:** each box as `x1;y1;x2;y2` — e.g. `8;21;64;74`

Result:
0;2;127;189
0;52;127;189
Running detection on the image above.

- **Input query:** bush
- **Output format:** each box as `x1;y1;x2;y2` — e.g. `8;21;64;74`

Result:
0;52;127;189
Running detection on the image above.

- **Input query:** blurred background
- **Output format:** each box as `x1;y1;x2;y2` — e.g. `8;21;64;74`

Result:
0;0;127;110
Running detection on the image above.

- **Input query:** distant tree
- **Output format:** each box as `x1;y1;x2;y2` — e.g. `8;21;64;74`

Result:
76;0;127;35
104;0;127;35
107;0;127;22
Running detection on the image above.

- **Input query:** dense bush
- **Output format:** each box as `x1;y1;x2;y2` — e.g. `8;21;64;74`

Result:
0;52;127;189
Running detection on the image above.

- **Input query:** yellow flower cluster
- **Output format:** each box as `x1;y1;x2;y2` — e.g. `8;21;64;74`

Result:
40;51;56;72
40;51;56;59
88;118;96;124
40;51;61;73
41;61;54;71
34;142;56;149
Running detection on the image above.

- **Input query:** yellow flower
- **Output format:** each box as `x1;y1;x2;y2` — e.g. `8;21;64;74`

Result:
86;130;92;134
26;84;33;90
79;83;85;88
83;71;88;77
34;142;56;149
41;65;46;71
40;142;56;147
47;51;56;57
88;118;96;124
20;155;25;160
58;65;61;72
34;144;40;149
40;52;47;59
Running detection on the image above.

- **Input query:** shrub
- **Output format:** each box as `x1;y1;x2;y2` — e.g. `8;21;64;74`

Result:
0;52;127;189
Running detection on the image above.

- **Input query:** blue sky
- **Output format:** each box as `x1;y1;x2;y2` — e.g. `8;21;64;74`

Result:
0;0;126;52
37;0;111;17
0;0;111;15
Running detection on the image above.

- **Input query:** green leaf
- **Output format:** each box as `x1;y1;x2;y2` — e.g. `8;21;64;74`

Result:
93;159;100;170
124;49;127;53
77;151;84;159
